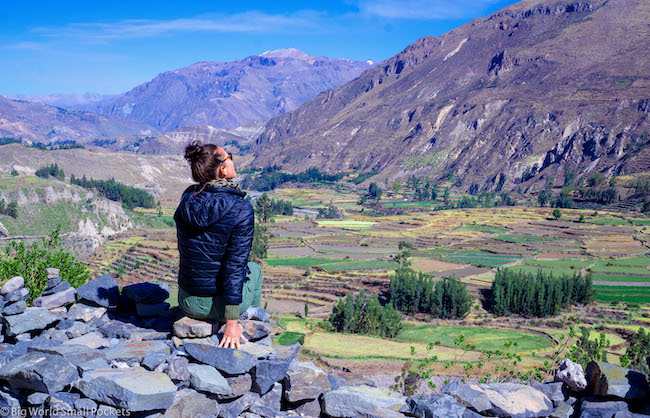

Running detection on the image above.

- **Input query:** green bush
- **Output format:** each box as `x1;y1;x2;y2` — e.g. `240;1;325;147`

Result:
329;290;402;338
0;225;89;303
619;327;650;374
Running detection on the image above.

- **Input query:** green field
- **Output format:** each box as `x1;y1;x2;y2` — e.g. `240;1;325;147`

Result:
460;224;510;234
585;217;630;226
495;234;561;243
505;265;582;277
437;251;520;267
590;265;650;276
395;324;553;352
264;257;344;268
274;331;305;345
593;254;650;267
320;260;398;271
594;286;650;304
590;272;649;283
524;258;593;269
316;220;377;230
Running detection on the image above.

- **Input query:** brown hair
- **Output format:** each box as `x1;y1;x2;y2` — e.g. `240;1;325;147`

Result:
184;141;223;194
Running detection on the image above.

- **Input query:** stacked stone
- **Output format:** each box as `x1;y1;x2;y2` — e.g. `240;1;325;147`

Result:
0;273;647;417
32;268;77;310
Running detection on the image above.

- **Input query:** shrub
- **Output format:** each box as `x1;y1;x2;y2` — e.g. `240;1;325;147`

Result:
35;163;64;180
553;208;562;219
329;290;402;338
0;225;89;303
619;327;650;374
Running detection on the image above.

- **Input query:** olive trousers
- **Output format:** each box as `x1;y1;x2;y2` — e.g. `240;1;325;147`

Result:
177;261;263;322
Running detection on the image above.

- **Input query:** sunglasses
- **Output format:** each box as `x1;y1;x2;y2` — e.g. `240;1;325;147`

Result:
218;152;233;163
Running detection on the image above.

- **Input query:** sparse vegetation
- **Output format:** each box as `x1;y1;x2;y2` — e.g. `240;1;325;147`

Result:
329;290;403;338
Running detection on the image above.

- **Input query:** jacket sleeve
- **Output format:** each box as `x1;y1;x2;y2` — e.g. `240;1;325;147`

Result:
221;202;255;305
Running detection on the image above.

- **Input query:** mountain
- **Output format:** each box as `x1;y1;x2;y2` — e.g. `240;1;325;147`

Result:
251;0;650;193
0;97;156;143
87;49;374;132
3;92;113;108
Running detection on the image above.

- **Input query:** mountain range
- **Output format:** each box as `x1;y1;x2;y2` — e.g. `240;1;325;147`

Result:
84;49;374;132
251;0;650;193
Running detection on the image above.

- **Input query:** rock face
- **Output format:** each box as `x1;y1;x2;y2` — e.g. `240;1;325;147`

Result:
585;361;649;400
77;367;177;411
251;0;650;193
88;49;373;133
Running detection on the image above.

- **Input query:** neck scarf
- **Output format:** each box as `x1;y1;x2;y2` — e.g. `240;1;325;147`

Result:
210;178;241;191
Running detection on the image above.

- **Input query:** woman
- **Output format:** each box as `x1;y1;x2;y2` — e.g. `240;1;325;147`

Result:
174;141;262;349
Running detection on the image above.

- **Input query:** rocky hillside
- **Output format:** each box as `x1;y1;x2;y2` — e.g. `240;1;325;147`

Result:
0;172;140;254
251;0;650;193
0;143;195;203
0;97;156;144
87;49;374;132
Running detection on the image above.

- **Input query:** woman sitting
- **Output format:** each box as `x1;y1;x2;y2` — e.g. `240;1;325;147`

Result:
174;141;262;349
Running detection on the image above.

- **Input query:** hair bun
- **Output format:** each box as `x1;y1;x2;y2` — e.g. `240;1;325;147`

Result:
184;141;204;162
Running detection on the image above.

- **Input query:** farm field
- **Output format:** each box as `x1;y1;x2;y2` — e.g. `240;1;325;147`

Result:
82;186;650;380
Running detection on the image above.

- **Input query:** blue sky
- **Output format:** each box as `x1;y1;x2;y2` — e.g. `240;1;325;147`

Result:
1;0;518;95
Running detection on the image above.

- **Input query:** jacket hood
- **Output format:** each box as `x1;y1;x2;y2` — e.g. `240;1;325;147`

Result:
175;185;247;228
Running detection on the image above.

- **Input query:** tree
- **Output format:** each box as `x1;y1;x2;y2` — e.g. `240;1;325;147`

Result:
5;201;18;218
156;201;163;217
393;181;400;193
254;193;273;223
443;187;450;204
10;168;18;176
368;182;383;201
619;327;650;374
250;223;269;262
552;209;562;220
329;290;403;338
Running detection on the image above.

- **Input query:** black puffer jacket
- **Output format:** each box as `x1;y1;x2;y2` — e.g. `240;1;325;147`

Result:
174;184;254;305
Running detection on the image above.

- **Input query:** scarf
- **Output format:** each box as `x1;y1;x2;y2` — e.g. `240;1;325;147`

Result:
210;178;241;191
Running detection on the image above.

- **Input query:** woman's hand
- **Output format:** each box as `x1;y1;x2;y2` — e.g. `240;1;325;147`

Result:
218;319;248;349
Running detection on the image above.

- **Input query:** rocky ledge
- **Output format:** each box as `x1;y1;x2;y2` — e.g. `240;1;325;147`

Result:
0;271;647;417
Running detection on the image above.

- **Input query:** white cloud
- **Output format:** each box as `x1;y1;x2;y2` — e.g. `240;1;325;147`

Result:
32;11;331;42
355;0;502;20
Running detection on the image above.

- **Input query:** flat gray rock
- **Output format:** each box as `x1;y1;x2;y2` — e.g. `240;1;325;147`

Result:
284;360;332;403
443;380;491;414
580;400;630;418
162;389;220;418
46;268;60;279
46;277;62;289
77;357;111;376
142;352;168;371
187;363;231;395
65;331;110;349
550;403;574;418
77;366;177;412
184;343;258;375
42;281;70;296
76;275;120;308
167;356;190;381
2;301;26;316
2;307;57;336
28;343;104;366
66;303;106;322
474;382;554;418
408;394;467;418
240;307;272;323
0;389;22;418
253;357;293;394
4;288;29;303
532;382;566;407
249;382;282;416
123;282;170;304
222;392;259;418
103;340;170;362
0;276;24;296
220;373;253;400
322;385;406;417
32;287;76;309
173;317;213;339
0;352;78;393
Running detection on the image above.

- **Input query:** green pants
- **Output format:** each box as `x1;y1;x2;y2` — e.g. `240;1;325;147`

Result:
178;261;263;322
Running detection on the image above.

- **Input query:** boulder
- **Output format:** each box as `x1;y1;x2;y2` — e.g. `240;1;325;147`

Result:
2;307;57;336
41;281;70;296
586;361;649;400
173;317;213;339
321;385;406;417
407;394;467;418
66;303;106;323
122;282;170;304
76;275;120;308
240;307;272;323
77;366;177;412
580;400;630;418
162;389;220;418
249;382;282;416
0;352;78;393
49;391;80;412
555;358;587;392
222;392;259;418
239;341;274;359
142;352;168;371
284;360;332;403
32;287;76;310
2;301;26;316
0;277;24;296
187;363;231;395
443;380;491;414
103;340;170;363
184;343;258;375
238;320;273;341
167;356;190;381
77;357;111;376
136;302;170;317
471;382;554;418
